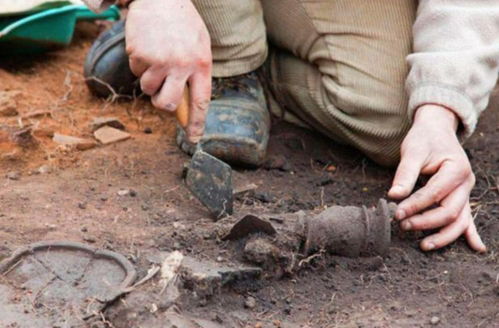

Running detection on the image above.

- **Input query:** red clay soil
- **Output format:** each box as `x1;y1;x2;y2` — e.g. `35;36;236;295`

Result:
0;22;498;327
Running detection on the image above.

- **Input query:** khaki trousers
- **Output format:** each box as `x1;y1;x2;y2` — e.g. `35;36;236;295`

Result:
192;0;416;166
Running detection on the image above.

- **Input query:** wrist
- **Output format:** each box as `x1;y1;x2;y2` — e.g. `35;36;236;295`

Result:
413;104;459;132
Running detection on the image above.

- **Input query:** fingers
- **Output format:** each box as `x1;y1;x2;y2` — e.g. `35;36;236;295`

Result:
186;71;211;143
419;203;486;252
151;74;188;112
140;67;166;96
464;221;487;253
399;180;471;231
389;148;426;199
128;56;149;78
395;161;471;220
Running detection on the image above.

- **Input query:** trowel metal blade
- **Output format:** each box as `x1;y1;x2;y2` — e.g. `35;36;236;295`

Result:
185;150;233;219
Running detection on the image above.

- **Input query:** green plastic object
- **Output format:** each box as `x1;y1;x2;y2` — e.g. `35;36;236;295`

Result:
0;5;120;55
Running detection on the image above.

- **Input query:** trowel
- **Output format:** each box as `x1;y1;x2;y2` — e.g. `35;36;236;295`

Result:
176;88;233;220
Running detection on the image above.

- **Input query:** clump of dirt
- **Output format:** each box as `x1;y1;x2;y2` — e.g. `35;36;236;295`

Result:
0;21;498;328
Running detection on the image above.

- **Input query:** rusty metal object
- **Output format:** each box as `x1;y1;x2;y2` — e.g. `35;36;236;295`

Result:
0;241;136;327
298;199;393;257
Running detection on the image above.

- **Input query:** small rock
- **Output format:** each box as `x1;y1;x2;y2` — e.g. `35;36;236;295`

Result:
94;126;131;145
430;316;440;325
36;165;52;174
253;192;275;203
117;189;130;196
6;171;20;180
90;117;125;131
78;202;87;209
180;256;262;298
83;236;96;243
0;91;19;117
244;296;257;309
144;127;153;134
53;133;96;151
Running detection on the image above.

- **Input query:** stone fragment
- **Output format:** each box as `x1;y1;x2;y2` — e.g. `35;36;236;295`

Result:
90;117;125;131
244;296;257;309
36;165;52;174
430;316;440;325
179;256;261;298
117;189;130;196
0;91;19;117
52;133;96;150
94;126;130;145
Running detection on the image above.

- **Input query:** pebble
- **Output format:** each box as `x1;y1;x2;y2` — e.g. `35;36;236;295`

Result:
53;133;96;151
244;296;257;309
144;127;153;134
83;236;96;243
117;189;130;196
430;316;440;325
90;117;125;131
78;202;87;210
36;165;52;174
93;126;130;145
0;90;19;117
6;171;20;180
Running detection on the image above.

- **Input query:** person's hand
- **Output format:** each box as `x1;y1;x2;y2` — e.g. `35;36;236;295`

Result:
388;105;486;252
125;0;212;142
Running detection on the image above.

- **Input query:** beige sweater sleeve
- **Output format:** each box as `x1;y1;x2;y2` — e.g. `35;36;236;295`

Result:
407;0;499;137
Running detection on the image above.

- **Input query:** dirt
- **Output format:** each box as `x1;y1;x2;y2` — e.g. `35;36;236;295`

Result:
0;21;498;328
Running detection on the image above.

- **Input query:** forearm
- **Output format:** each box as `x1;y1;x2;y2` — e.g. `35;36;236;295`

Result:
407;0;499;137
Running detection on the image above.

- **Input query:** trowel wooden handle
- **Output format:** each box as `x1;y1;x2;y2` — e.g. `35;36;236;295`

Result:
175;88;190;128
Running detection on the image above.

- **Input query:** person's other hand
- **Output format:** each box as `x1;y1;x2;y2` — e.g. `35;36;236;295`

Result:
388;104;486;252
125;0;212;142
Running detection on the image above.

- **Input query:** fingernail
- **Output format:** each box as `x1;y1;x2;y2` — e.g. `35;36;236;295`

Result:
396;209;406;220
390;185;404;195
401;221;412;230
425;242;435;251
165;103;176;111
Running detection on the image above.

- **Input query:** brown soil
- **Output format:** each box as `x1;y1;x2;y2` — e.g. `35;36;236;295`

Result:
0;22;498;328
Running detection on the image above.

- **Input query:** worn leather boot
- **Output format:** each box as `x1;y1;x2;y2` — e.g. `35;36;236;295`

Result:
177;73;270;167
84;20;139;97
85;21;270;167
